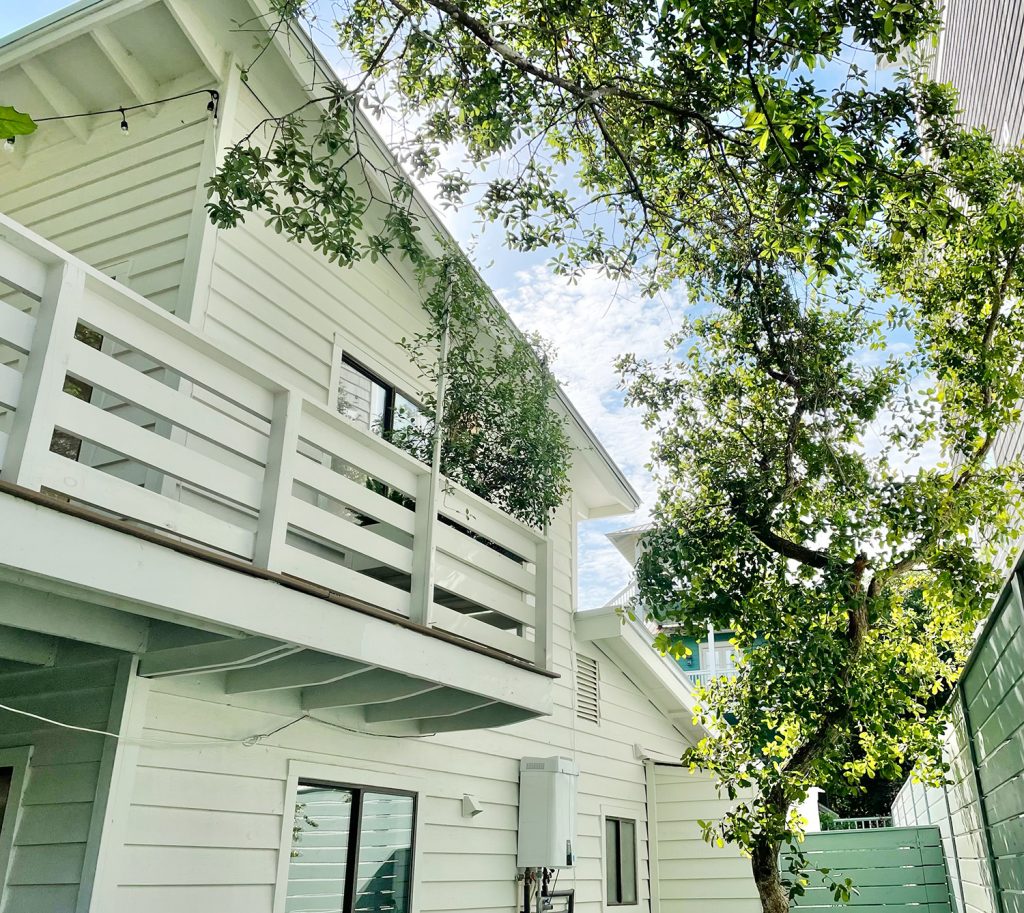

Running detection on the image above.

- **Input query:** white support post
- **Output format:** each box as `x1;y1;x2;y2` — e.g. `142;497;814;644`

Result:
410;472;437;626
410;274;453;626
253;389;301;569
706;623;717;679
1;261;85;491
533;532;555;669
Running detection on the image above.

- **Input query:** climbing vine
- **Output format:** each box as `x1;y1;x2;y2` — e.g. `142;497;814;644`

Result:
390;255;572;529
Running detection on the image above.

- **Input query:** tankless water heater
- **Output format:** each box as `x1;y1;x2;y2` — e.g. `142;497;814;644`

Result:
516;756;578;868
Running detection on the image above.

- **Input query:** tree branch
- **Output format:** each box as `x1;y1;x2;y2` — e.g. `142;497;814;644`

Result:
734;507;833;569
387;0;737;147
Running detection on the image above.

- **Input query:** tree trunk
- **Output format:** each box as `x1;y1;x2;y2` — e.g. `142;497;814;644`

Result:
752;837;789;913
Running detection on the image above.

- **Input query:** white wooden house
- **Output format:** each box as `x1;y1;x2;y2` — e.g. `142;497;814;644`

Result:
603;526;742;690
0;2;759;912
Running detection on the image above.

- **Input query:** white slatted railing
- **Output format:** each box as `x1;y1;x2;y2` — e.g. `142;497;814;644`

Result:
0;214;551;668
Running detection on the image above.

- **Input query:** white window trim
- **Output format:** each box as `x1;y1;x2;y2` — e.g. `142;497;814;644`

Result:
0;745;33;891
329;331;421;414
273;757;425;913
601;802;644;912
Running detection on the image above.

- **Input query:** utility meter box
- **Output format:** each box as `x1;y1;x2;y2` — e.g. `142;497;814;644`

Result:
517;756;578;868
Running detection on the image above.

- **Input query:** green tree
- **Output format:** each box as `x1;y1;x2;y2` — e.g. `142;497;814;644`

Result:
624;82;1024;909
202;2;1024;910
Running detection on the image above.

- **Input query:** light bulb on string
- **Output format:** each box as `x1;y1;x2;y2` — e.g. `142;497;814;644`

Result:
2;137;14;154
206;90;219;120
119;108;129;134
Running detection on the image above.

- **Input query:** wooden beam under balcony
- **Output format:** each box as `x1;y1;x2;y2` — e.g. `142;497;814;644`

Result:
225;651;368;694
138;635;300;677
420;704;537;734
363;688;492;724
0;623;56;666
301;669;438;710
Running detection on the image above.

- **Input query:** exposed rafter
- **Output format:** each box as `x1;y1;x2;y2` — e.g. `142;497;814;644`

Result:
420;704;536;734
301;669;438;710
363;689;492;723
92;25;159;115
164;0;227;82
138;636;299;677
0;624;56;666
20;59;92;144
225;652;368;694
0;580;149;653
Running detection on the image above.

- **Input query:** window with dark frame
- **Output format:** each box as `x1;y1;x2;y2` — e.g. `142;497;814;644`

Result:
605;816;638;906
286;780;416;913
337;354;421;437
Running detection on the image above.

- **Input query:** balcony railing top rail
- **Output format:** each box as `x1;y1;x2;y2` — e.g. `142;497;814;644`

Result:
0;214;552;669
821;815;894;831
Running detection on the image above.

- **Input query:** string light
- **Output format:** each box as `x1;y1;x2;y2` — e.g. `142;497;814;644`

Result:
30;87;221;133
2;137;13;154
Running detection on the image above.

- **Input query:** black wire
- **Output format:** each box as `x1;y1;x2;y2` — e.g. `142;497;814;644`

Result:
33;87;219;123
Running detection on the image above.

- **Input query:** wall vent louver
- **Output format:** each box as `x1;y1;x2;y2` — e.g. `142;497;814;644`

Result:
575;654;600;724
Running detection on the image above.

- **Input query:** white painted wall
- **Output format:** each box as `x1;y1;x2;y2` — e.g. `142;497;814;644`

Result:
0;10;689;913
649;765;760;913
0;655;126;913
88;501;695;912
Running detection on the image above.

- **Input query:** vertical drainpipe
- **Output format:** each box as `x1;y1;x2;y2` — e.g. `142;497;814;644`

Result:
410;266;452;625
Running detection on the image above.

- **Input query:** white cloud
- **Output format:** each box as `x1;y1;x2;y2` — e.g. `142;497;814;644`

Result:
494;265;685;606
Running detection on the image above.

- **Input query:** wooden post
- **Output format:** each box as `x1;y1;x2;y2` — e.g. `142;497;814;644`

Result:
706;623;717;679
533;532;555;669
1;261;85;491
410;271;453;626
410;472;436;625
253;389;301;569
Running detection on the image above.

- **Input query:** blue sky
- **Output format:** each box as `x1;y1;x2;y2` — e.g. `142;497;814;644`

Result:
0;3;69;37
2;3;892;608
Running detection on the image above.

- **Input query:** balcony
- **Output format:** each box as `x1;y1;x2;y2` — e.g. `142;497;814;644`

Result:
0;214;554;730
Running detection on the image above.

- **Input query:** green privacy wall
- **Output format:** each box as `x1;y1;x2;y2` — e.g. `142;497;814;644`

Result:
960;572;1024;913
788;827;953;913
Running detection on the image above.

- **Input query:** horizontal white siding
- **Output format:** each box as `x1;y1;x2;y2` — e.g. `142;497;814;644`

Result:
651;765;759;913
102;503;694;912
0;657;123;913
202;90;435;408
0;93;209;314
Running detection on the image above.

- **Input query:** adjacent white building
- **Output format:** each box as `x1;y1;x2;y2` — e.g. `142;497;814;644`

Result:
0;2;761;912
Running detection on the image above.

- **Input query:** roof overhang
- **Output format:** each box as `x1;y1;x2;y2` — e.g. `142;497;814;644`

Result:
575;606;703;745
606;522;652;564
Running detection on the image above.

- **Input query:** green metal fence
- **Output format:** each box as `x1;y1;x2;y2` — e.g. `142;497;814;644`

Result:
788;826;953;913
959;569;1024;913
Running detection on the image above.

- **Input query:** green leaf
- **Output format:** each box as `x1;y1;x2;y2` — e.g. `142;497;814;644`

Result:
0;105;36;140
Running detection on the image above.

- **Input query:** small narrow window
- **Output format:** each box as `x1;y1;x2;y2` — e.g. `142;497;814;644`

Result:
286;780;416;913
575;654;600;724
605;816;638;906
337;354;422;437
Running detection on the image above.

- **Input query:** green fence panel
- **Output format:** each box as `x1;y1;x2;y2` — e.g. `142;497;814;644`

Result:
785;826;953;913
961;568;1024;913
